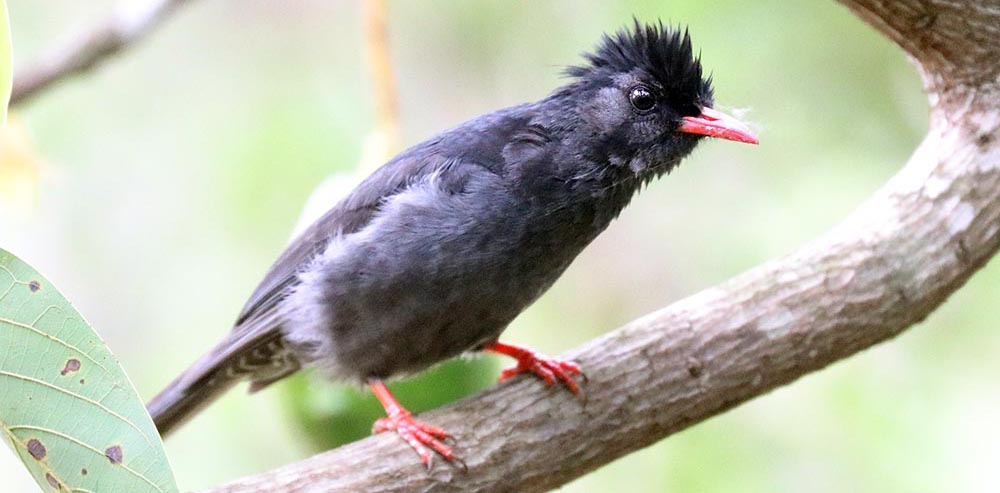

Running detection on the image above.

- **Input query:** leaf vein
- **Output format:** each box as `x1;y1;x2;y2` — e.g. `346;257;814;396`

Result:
0;370;156;449
7;424;166;493
0;316;111;374
0;416;69;493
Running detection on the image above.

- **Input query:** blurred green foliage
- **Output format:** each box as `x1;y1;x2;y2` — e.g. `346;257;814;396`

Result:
283;358;499;449
1;1;997;493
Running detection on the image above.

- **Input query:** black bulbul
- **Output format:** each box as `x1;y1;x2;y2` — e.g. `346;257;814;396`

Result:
148;20;758;467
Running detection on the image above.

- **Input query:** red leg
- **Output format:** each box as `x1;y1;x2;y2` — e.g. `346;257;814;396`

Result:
483;341;583;394
369;380;457;469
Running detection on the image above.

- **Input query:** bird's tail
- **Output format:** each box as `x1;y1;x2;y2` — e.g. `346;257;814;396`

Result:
146;339;245;438
147;310;296;438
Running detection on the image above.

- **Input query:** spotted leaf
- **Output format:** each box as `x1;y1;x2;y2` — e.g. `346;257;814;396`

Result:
0;248;178;493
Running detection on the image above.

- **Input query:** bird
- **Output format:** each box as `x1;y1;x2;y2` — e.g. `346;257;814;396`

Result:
147;20;758;467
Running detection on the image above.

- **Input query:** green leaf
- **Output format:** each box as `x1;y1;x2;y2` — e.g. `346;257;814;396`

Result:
0;1;10;124
0;249;178;493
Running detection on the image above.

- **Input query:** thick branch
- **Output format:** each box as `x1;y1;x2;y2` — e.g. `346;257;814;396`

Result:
201;1;1000;492
10;0;193;106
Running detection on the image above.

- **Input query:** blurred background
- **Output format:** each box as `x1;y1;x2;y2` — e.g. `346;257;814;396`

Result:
2;1;998;492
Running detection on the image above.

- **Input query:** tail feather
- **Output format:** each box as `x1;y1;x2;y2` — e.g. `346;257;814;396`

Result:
147;358;240;437
147;309;295;438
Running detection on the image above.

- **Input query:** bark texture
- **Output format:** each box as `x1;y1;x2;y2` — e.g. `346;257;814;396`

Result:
202;1;1000;492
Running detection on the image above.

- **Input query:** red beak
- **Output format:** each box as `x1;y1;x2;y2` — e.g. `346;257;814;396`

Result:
679;107;759;145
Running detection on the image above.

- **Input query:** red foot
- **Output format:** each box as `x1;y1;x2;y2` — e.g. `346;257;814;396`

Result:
484;341;584;394
369;380;457;469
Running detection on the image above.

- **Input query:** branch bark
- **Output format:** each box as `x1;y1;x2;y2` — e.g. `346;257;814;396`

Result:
201;1;1000;492
10;0;193;106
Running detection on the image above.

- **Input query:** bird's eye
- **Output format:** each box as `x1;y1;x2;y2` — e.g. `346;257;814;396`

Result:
628;85;656;112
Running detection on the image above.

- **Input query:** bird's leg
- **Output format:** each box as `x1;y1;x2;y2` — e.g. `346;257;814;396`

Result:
369;379;456;469
483;341;584;394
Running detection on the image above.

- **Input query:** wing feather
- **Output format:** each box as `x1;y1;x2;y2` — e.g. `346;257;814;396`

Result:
236;145;454;325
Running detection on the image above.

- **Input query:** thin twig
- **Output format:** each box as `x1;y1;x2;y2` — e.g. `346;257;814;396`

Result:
10;0;193;106
354;0;401;174
290;0;402;235
363;0;400;157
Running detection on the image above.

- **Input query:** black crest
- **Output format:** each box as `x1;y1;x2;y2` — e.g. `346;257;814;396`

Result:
567;20;714;113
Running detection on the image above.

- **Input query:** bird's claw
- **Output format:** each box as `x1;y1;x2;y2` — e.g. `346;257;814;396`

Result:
499;352;584;394
373;411;456;469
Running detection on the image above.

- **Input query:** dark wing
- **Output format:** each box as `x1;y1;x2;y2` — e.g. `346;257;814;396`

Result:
235;108;535;328
235;143;454;326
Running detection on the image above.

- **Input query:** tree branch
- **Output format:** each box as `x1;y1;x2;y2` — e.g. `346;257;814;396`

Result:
10;0;193;106
201;1;1000;492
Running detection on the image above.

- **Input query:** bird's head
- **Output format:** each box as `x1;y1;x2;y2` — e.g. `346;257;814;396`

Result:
564;21;757;177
